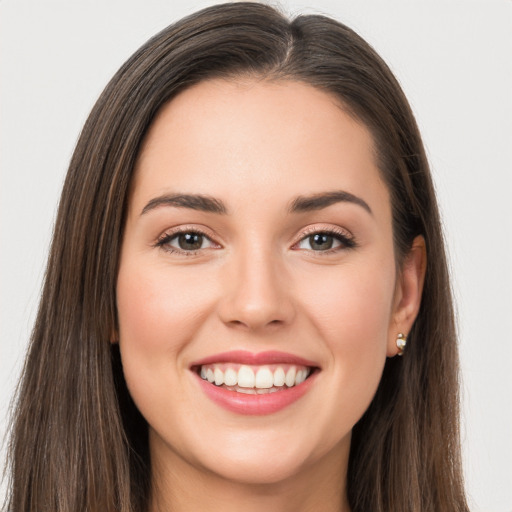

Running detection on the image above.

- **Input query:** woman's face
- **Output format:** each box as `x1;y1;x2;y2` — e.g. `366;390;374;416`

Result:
116;79;419;487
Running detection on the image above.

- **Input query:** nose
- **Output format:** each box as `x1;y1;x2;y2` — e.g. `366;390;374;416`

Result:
217;243;296;332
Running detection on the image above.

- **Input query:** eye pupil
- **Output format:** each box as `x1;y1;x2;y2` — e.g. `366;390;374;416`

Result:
179;232;203;250
310;233;333;250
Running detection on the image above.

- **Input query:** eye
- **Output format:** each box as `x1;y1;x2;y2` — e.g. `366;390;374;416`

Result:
156;229;218;255
295;228;356;253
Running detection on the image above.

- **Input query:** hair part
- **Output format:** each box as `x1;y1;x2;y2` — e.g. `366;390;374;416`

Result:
6;3;468;511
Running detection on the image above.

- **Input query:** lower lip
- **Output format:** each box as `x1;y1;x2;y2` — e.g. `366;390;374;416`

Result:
194;371;318;415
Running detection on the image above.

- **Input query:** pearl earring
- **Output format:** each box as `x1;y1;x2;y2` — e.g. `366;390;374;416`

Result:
396;333;407;356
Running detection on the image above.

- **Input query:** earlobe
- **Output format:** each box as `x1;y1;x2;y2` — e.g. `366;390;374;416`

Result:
387;235;427;357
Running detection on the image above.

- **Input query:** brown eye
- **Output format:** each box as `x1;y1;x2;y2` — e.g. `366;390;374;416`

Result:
157;229;217;254
176;232;204;250
308;233;335;251
296;229;355;253
297;232;341;251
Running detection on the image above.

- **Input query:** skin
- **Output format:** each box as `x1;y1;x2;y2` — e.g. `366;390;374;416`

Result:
116;79;426;512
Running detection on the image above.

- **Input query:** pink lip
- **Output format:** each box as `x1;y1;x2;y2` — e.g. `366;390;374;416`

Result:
190;350;320;416
193;370;318;415
191;350;319;367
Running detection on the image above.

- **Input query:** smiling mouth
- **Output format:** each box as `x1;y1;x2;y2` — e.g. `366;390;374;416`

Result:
193;363;317;394
190;351;320;414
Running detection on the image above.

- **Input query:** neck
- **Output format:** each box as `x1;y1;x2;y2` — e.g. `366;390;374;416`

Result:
148;434;351;512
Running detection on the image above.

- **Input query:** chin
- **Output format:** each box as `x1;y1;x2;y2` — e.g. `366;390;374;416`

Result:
192;429;346;487
201;452;310;486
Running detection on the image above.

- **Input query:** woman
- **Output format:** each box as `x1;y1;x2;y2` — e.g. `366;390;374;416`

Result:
5;2;469;511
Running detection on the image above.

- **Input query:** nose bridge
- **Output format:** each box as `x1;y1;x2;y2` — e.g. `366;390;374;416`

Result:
218;235;294;331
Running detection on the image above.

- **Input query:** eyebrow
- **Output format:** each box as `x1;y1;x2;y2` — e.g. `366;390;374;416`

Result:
141;194;227;215
140;190;372;216
288;190;372;215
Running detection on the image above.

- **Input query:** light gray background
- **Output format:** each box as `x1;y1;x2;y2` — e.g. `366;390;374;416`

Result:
1;1;511;510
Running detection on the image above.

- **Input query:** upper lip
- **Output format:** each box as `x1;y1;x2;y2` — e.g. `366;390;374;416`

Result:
191;350;320;368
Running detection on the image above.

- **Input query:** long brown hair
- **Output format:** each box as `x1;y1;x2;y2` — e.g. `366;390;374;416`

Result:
5;3;468;511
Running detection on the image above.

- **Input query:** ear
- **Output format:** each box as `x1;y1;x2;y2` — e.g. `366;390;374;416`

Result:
387;235;427;357
110;326;119;344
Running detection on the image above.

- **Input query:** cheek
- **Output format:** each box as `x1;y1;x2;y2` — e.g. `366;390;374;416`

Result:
299;257;395;341
115;261;204;413
115;260;215;428
116;262;209;355
297;258;395;408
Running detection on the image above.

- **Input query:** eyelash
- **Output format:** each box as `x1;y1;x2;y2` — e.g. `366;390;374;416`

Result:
155;226;356;257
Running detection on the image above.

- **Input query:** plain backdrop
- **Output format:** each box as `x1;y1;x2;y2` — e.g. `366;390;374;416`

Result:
1;1;511;510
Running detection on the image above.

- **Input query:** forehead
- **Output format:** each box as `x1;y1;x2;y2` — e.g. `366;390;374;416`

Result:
131;78;389;219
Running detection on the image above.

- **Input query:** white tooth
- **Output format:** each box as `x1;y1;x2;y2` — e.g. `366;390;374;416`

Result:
200;366;207;379
214;367;224;386
224;368;237;386
295;369;306;385
238;365;255;388
206;368;215;383
285;367;296;387
273;367;285;387
255;367;273;388
237;387;256;394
